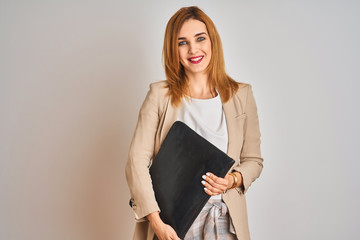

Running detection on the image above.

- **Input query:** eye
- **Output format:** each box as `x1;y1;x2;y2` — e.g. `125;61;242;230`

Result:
178;41;187;46
198;37;205;41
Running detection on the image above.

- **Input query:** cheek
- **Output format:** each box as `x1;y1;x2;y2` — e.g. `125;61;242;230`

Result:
178;49;186;61
206;44;212;56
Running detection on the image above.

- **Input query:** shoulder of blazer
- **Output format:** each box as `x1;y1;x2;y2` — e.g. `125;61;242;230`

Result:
149;80;168;92
234;82;251;97
147;80;170;115
230;82;251;113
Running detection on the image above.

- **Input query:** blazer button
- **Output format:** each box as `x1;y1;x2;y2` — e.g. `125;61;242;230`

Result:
132;204;137;210
129;198;135;207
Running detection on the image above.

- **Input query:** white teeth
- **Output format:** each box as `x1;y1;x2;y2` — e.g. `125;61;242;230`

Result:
189;56;203;61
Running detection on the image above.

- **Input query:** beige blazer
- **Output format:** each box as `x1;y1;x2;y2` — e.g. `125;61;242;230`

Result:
125;80;263;240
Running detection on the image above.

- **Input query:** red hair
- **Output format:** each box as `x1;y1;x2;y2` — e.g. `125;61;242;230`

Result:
162;6;246;107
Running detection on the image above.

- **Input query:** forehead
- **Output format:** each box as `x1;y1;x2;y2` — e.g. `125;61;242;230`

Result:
178;19;208;37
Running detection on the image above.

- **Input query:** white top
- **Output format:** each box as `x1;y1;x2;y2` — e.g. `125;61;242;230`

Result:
176;91;228;200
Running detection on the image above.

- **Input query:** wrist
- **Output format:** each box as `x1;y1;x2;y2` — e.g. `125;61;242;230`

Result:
226;174;233;189
150;220;164;232
228;172;238;189
233;171;244;189
147;211;163;225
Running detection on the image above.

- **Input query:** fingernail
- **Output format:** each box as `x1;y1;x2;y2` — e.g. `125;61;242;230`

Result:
201;180;205;185
204;187;207;191
206;172;210;176
202;175;206;180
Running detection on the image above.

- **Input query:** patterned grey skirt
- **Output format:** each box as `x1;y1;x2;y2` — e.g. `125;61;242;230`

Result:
183;198;237;240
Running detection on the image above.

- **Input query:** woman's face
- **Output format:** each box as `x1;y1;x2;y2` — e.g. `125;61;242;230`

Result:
177;19;212;76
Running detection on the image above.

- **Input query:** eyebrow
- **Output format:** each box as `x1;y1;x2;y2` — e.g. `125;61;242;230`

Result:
178;32;207;40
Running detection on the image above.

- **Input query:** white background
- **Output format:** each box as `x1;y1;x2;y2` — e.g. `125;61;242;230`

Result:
1;0;359;239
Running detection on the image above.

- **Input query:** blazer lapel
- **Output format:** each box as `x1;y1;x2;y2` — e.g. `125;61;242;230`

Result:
159;96;179;144
222;96;243;164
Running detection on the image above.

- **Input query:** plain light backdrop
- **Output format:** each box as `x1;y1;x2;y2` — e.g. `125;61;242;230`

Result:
1;0;359;239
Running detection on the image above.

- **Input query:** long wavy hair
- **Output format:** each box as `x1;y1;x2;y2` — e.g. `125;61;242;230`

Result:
162;6;245;107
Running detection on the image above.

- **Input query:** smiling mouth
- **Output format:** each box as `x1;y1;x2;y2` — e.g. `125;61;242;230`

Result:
188;56;204;64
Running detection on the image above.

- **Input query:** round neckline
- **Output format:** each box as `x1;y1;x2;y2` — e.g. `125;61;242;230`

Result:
189;94;219;101
185;89;220;101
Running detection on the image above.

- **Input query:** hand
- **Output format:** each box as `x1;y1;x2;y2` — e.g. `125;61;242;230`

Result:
150;221;181;240
201;172;234;196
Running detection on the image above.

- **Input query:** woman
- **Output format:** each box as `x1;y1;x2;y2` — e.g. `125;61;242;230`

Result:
125;6;263;240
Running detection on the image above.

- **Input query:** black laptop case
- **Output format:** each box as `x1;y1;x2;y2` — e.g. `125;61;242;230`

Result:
149;121;235;239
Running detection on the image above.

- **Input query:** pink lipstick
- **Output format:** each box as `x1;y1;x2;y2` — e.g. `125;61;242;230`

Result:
188;55;204;64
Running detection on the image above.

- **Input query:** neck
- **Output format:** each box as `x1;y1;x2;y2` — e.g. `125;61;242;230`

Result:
185;71;216;99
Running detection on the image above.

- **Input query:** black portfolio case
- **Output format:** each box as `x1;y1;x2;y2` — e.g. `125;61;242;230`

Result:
149;121;235;239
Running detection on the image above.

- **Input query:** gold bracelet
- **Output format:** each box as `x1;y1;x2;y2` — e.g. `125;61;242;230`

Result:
228;172;238;189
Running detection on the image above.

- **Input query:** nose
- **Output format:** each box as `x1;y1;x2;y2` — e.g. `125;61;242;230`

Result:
188;42;198;54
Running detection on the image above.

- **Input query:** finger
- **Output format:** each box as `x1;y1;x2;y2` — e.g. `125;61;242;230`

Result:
206;172;228;186
204;186;221;195
204;173;229;193
203;186;214;195
201;178;225;194
202;173;227;189
203;183;224;195
167;225;180;240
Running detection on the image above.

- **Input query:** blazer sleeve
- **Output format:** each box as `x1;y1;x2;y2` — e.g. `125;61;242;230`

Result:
125;83;162;222
232;84;264;194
